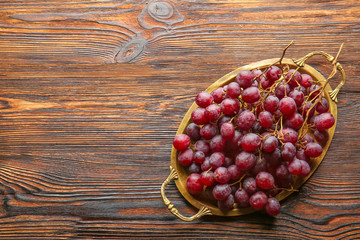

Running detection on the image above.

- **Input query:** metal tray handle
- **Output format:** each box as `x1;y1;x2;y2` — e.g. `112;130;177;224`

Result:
161;166;212;221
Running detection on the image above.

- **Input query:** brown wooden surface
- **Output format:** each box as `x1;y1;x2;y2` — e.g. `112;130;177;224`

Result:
0;0;359;239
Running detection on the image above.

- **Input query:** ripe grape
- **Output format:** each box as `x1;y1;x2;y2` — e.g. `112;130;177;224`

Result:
256;171;275;190
191;108;208;125
314;129;329;146
275;83;291;99
289;89;304;107
236;151;257;171
264;95;279;113
279;97;297;116
288;158;302;175
305;142;323;157
194;140;211;155
309;84;321;99
178;149;194;167
262;135;279;153
227;82;242;98
265;197;281;216
285;113;304;130
195;91;213;108
266;65;282;82
236;110;256;131
228;164;243;180
193;151;206;164
189;162;201;173
209;152;225;169
316;98;330;114
236;70;253;88
249;191;268;210
205;104;221;122
242;87;260;103
258;111;273;128
186;123;201;141
220;122;235;140
243;177;257;194
200;122;217;140
241;133;261;152
214;167;231;183
299;160;311;177
286;69;302;89
221;98;240;116
173;134;190;151
210;135;227;152
212;87;225;103
279;128;298;145
276;164;290;179
201;157;211;171
300;74;313;88
235;189;250;207
186;173;203;195
212;184;231;200
315;113;335;130
201;170;215;186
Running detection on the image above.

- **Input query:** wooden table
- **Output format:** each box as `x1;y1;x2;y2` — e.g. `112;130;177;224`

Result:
0;0;359;239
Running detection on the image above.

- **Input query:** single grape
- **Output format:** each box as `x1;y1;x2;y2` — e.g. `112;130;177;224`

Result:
251;69;263;79
262;135;279;153
243;177;257;194
261;78;272;89
189;162;201;173
266;65;282;82
249;191;268;210
210;135;227;152
200;122;217;140
289;89;304;107
264;95;279;113
178;148;194;167
186;123;201;141
300;74;313;88
173;134;191;151
228;164;243;180
201;170;215;186
279;97;297;116
316;98;330;114
201;157;211;171
217;194;235;212
315;113;335;130
205;104;221;122
236;70;253;88
191;108;208;125
236;110;256;131
212;184;231;200
221;98;240;116
276;164;290;179
256;171;275;190
309;84;321;99
281;142;296;161
279;128;298;145
286;69;302;89
209;152;225;169
195;91;213;108
275;83;291;100
194;140;211;155
296;149;310;162
242;87;260;103
305;142;323;157
299;102;315;118
241;133;261;152
314;129;329;146
285;113;304;130
258;111;273;128
299;160;311;177
288;158;302;175
235;151;257;171
214;167;231;183
186;173;203;195
212;87;225;104
227;82;242;98
235;189;250;207
265;197;281;216
220;122;235;140
193;151;206;164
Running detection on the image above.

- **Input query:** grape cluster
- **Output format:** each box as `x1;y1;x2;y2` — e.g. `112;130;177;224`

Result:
173;65;335;216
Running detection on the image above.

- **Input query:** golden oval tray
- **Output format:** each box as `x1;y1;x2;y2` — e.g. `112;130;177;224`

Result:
161;49;345;221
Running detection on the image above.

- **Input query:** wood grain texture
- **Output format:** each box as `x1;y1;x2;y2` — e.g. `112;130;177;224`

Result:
0;0;359;239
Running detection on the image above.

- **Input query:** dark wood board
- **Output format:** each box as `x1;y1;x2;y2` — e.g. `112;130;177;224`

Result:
0;0;359;239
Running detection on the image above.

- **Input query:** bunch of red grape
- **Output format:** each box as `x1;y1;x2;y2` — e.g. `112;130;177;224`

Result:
173;65;335;216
